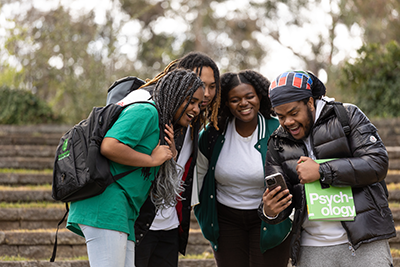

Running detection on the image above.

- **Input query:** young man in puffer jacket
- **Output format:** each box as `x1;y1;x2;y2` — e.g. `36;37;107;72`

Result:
259;70;395;267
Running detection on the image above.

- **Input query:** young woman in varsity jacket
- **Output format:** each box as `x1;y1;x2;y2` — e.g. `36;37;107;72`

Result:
194;70;292;267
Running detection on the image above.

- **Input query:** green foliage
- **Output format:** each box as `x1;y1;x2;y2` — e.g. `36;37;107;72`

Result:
0;256;31;261
0;86;61;125
0;168;52;174
1;0;387;122
339;0;400;45
0;202;63;209
4;6;112;124
119;0;278;75
0;64;24;89
338;41;400;118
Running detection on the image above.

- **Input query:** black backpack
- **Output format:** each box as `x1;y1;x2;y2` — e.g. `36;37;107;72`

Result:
106;76;145;105
50;100;155;262
51;103;151;202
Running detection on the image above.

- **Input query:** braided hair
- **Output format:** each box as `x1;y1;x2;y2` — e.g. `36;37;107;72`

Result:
151;69;204;209
218;70;273;130
177;52;221;130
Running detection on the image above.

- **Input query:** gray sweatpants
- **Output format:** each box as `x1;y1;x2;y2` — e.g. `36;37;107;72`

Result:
297;239;393;267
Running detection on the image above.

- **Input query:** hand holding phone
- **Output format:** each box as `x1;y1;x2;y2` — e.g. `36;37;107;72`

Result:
265;173;288;194
263;173;292;218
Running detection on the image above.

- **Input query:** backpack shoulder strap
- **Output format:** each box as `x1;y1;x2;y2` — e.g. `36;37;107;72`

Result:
327;101;351;136
50;203;69;262
326;101;389;197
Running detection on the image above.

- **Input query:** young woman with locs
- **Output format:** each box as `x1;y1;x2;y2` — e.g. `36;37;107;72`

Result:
135;51;221;267
194;70;292;267
177;51;220;130
65;69;204;267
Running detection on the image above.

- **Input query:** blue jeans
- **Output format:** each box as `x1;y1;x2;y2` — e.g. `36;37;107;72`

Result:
80;224;135;267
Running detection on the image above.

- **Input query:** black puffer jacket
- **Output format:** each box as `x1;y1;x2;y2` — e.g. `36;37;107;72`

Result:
258;101;396;266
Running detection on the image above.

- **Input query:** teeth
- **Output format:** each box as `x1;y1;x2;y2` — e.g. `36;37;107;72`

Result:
187;114;194;118
241;108;251;112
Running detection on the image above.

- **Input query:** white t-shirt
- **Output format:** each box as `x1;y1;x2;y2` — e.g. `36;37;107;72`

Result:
301;97;348;246
214;119;265;210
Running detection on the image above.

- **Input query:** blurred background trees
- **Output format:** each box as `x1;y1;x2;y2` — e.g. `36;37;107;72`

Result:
0;85;61;124
339;41;400;118
0;0;399;124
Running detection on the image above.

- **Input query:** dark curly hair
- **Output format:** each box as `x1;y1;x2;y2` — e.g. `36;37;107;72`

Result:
177;51;221;130
218;70;273;130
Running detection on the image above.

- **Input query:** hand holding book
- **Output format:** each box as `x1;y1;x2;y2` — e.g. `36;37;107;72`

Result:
304;159;356;221
296;156;322;184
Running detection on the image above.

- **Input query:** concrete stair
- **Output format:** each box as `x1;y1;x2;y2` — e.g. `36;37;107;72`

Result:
1;121;400;266
0;125;215;266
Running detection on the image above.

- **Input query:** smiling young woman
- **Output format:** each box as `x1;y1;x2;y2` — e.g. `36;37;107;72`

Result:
194;70;292;267
226;82;261;137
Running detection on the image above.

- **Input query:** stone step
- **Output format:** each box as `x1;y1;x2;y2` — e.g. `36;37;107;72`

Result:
391;208;400;226
0;146;391;171
391;160;400;171
0;135;62;146
1;170;400;186
1;199;398;231
0;157;53;170
0;172;53;185
0;204;201;230
1;121;399;146
2;129;400;170
1;228;399;266
0;206;67;230
388;147;400;158
0;187;54;202
388;147;400;171
0;259;218;267
0;261;89;267
0;145;56;158
0;229;211;260
0;125;71;134
4;185;400;204
371;118;400;147
389;190;400;202
4;258;400;267
0;125;70;146
386;171;400;184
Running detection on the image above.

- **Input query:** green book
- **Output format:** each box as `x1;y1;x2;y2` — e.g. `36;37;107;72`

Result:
304;159;356;221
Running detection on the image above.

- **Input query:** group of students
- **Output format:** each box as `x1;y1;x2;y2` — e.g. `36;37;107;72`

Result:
66;51;396;267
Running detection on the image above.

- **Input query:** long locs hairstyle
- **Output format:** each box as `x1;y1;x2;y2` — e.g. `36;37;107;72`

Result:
177;51;221;130
151;69;204;209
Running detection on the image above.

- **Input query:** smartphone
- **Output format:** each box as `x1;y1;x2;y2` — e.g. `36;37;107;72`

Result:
265;173;288;193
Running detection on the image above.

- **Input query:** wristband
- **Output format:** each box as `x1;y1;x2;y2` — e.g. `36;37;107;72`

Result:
263;207;279;220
